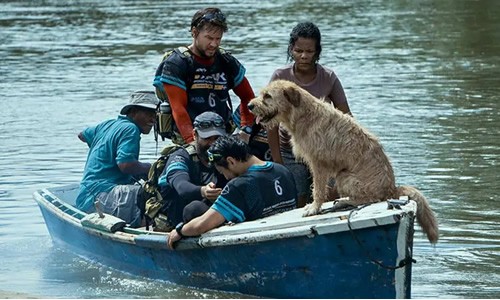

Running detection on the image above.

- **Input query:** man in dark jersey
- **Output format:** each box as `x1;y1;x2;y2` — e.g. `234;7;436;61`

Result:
153;7;255;145
158;112;228;230
167;136;297;249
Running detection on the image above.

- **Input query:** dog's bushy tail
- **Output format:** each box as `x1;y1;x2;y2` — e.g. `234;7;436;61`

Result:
397;186;439;244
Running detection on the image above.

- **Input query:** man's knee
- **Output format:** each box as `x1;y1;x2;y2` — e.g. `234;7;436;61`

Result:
183;200;210;223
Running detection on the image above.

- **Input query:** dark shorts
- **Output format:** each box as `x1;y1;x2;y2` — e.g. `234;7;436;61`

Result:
281;151;336;198
281;150;312;198
183;199;211;223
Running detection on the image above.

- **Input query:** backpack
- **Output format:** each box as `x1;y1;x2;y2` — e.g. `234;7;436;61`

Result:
141;142;197;231
153;46;235;143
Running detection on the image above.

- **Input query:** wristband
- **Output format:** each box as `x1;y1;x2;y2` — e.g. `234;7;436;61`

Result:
175;222;187;238
241;126;252;135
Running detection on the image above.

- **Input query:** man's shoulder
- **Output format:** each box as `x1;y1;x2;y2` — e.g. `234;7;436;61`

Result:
226;174;251;190
169;146;190;158
240;163;286;183
217;47;234;59
251;161;286;173
162;47;192;65
95;117;122;127
168;145;198;163
216;48;241;66
163;147;195;176
117;116;142;133
262;162;293;182
95;116;139;136
271;161;288;172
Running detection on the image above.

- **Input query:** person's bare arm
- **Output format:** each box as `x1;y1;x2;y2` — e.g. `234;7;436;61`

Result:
335;102;352;117
118;161;151;175
267;125;283;164
330;79;353;117
167;208;225;249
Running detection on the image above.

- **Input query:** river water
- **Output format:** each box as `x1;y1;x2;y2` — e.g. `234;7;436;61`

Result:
0;0;499;298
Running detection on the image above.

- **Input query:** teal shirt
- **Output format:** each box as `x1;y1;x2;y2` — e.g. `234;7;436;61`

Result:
75;116;142;212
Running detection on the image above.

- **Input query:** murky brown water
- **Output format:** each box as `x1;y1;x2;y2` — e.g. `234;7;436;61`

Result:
1;0;499;298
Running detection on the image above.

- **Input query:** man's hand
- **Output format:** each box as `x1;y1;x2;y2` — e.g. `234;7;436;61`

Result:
167;230;181;250
167;209;227;250
201;182;222;201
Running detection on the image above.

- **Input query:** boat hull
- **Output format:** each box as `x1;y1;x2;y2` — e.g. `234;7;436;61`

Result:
35;185;414;298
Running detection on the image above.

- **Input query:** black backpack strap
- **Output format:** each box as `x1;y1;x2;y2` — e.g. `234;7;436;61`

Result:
216;48;235;113
183;144;202;185
142;145;182;220
174;46;195;90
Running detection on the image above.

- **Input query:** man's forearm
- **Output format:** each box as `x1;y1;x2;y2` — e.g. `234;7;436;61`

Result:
233;77;255;127
118;161;151;175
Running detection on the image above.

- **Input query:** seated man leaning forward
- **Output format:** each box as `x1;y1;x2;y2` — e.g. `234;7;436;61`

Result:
75;91;159;227
167;135;298;249
156;111;229;230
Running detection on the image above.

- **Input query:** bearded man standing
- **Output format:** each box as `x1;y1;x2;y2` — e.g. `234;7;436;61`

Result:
153;7;255;145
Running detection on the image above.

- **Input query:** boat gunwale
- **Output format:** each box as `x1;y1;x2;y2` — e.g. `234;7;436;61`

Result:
33;186;417;250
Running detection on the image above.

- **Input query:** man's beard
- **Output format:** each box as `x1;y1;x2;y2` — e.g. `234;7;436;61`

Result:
195;44;216;59
197;143;211;162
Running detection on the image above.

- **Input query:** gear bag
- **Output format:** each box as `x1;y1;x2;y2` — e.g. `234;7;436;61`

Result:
142;143;197;231
153;47;191;141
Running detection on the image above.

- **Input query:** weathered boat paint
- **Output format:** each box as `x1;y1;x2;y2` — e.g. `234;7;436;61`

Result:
34;184;415;298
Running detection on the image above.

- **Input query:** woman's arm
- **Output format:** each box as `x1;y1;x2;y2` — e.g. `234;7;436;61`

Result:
267;125;283;164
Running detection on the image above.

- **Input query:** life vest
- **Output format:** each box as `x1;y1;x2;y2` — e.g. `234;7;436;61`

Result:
153;47;236;144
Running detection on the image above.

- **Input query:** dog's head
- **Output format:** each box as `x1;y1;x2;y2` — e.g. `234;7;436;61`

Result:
248;80;302;128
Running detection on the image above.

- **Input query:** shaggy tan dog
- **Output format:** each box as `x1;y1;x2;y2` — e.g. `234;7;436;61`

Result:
248;80;439;244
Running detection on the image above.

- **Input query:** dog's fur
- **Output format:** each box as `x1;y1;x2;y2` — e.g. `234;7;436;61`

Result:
249;80;439;244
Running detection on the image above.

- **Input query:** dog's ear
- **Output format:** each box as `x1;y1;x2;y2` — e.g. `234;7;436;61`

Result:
283;85;301;107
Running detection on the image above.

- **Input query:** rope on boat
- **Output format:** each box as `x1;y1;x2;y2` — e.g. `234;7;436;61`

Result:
347;204;416;270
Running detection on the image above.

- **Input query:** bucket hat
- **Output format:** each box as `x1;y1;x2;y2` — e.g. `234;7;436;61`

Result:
120;91;159;115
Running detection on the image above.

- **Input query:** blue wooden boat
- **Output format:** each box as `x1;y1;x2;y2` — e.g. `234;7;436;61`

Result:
33;183;416;298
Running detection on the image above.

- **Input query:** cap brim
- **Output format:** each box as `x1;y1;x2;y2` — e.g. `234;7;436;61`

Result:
120;104;157;115
197;128;227;139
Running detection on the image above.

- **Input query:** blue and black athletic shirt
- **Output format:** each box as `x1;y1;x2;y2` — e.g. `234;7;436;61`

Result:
212;162;297;223
154;49;246;126
158;147;227;225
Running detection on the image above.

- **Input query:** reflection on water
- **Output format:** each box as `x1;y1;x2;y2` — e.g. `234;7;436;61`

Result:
38;248;251;299
0;0;499;298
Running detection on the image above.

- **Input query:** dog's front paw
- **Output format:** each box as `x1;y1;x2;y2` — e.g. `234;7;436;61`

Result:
332;197;355;211
303;202;321;217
